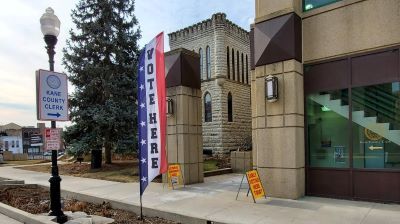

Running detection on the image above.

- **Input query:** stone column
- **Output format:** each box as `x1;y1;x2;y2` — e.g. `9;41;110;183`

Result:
252;0;304;199
165;48;204;184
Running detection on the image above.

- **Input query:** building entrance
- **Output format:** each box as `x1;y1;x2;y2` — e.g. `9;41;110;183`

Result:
305;47;400;202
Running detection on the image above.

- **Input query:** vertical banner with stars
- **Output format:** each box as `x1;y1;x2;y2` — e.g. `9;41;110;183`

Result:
138;32;167;196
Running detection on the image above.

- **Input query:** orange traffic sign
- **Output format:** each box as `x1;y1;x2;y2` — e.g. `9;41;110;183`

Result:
246;170;266;199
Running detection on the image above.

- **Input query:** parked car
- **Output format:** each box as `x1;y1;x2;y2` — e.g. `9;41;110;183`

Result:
43;151;52;156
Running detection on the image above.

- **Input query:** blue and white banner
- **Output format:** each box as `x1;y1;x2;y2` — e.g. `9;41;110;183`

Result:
138;32;167;196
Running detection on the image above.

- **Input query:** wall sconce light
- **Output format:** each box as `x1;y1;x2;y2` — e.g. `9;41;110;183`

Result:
265;75;278;102
166;98;174;116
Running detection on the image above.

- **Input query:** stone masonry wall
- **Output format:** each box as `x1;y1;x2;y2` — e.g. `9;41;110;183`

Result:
221;80;251;152
168;13;251;155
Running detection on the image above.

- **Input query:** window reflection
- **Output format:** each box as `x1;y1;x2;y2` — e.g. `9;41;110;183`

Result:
307;89;350;168
306;82;400;169
352;82;400;169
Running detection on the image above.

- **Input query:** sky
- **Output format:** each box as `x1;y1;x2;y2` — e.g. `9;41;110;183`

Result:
0;0;254;129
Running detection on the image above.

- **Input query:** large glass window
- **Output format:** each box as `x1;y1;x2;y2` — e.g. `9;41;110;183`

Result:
307;82;400;170
307;89;350;168
303;0;341;11
352;82;400;169
204;92;212;122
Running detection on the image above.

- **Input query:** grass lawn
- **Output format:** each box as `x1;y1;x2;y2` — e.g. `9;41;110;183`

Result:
17;160;141;183
17;157;230;182
204;159;219;172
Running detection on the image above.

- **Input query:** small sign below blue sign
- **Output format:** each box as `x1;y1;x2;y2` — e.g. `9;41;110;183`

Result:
36;69;69;121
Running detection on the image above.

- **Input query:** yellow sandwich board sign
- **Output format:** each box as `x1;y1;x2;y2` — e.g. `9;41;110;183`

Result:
167;164;184;189
246;170;266;199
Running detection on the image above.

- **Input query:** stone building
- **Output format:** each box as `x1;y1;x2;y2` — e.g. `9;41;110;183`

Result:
252;0;400;202
168;13;251;155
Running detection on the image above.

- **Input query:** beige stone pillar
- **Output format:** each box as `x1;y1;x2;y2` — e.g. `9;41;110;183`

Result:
165;49;203;184
253;0;304;199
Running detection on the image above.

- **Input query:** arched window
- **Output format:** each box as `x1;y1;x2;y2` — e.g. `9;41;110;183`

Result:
204;92;212;122
206;46;211;79
232;48;235;81
228;92;233;122
246;55;249;84
199;48;203;80
227;46;230;79
237;51;240;82
241;53;244;83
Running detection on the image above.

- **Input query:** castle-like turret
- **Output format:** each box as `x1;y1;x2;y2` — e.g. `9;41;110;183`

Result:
168;13;252;155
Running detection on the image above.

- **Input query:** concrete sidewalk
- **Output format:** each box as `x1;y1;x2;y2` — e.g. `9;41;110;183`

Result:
0;213;23;224
0;165;399;224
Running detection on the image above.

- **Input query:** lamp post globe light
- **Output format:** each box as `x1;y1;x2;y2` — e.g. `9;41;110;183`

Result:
40;7;67;223
40;7;60;72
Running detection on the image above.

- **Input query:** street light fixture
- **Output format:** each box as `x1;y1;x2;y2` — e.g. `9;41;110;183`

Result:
40;7;60;71
40;7;67;223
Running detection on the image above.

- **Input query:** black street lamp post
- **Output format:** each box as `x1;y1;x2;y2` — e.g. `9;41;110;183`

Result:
40;7;67;224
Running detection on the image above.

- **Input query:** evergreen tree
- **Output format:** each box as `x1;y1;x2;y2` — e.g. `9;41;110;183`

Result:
63;0;141;164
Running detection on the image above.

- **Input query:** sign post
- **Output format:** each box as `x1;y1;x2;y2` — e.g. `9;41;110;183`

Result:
45;128;61;151
36;70;69;121
36;69;68;223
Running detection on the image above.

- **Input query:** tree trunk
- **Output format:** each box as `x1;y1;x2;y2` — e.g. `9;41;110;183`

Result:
91;150;102;169
105;142;112;164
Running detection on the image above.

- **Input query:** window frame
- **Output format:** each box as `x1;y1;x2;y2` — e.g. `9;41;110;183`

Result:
206;46;211;79
228;92;233;122
305;47;400;171
227;46;230;79
246;55;249;84
232;48;235;81
237;51;240;82
241;53;244;83
204;92;212;122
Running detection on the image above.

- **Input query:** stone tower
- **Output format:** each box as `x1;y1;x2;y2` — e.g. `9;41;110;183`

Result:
168;13;251;155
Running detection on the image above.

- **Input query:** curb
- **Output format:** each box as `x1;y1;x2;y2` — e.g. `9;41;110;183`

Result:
204;168;233;177
0;180;25;185
0;202;55;224
61;189;227;224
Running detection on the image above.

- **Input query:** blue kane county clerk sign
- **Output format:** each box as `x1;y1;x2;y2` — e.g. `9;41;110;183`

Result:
36;69;69;121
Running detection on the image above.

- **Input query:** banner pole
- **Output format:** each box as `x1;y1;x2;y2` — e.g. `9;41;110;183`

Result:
139;154;143;220
139;140;143;221
140;194;143;220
